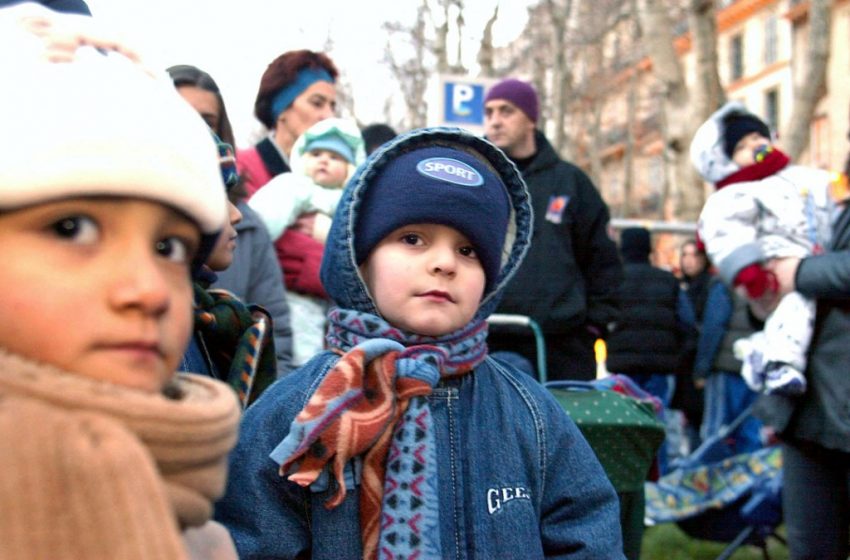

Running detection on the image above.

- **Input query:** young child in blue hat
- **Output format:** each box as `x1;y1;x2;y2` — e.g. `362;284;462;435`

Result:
216;128;624;559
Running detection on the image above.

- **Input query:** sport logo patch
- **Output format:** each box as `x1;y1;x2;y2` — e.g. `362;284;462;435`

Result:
545;195;569;224
416;157;484;187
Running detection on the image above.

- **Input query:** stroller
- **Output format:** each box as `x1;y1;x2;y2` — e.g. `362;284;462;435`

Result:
488;314;666;560
644;404;786;559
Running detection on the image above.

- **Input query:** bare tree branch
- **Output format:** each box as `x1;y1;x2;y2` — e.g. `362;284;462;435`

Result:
783;0;831;159
477;4;499;76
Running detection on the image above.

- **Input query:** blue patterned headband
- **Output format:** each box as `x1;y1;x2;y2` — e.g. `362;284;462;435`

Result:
270;67;334;121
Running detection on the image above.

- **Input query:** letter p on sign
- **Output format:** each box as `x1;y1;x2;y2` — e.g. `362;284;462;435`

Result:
442;80;485;126
452;84;474;116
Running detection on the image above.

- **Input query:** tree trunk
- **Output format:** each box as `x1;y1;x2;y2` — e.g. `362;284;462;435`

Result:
783;0;831;160
621;0;641;218
477;5;499;77
432;0;450;74
623;67;637;218
544;0;572;153
688;0;725;118
452;4;465;73
589;102;605;187
637;0;703;221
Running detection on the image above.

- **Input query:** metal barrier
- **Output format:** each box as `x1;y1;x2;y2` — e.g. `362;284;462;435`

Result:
610;218;697;234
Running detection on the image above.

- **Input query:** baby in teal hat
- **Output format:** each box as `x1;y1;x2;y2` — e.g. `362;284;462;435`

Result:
249;117;365;244
249;117;365;366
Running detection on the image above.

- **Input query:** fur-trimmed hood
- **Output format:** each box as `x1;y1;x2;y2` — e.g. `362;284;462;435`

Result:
690;101;774;184
319;127;533;322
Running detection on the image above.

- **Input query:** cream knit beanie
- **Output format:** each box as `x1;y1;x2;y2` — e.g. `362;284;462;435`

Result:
0;3;227;236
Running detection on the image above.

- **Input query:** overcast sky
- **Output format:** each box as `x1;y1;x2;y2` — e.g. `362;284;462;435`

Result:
84;0;533;147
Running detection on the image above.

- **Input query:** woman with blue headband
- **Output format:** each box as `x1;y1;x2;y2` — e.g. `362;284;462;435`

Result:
238;49;339;197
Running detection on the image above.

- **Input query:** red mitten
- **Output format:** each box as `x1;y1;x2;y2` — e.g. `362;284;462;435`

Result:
276;229;328;298
734;263;778;299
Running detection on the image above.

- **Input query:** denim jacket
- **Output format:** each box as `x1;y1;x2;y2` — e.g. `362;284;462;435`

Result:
214;128;624;559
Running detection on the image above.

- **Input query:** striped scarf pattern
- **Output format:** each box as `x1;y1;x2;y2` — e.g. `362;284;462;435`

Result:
271;309;488;559
194;286;277;408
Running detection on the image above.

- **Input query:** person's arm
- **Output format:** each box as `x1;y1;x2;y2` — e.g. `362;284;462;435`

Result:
699;189;764;286
692;282;733;380
791;250;850;299
571;169;623;334
677;287;696;328
676;287;699;375
248;174;310;241
278;229;328;298
214;381;313;559
538;395;626;559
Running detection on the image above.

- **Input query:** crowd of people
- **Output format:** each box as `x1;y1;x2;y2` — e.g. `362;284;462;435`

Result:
1;1;849;559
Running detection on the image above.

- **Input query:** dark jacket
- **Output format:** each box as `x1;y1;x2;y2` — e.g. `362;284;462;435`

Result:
692;279;756;378
606;261;684;374
495;131;622;335
755;205;850;452
212;203;294;376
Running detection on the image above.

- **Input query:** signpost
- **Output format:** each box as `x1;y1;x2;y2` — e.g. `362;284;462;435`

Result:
434;75;496;134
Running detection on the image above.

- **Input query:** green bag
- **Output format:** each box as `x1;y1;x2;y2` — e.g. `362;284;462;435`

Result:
549;388;665;492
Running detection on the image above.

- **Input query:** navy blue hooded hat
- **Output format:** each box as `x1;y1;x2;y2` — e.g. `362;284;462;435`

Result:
320;127;533;321
354;145;511;288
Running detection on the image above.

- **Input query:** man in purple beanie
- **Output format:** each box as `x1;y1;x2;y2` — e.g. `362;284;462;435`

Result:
484;78;623;382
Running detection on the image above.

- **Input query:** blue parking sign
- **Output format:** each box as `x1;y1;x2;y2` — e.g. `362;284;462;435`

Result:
444;81;485;125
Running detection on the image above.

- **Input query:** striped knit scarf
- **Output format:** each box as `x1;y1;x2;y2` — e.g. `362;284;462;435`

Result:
271;308;488;559
193;285;277;408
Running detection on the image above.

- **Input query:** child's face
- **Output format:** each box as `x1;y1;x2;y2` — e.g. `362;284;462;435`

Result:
732;131;771;167
359;223;486;337
303;148;349;188
0;198;199;392
206;200;242;272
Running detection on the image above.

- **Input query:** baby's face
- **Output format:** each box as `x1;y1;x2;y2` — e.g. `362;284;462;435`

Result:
732;131;771;167
303;148;349;188
0;197;199;392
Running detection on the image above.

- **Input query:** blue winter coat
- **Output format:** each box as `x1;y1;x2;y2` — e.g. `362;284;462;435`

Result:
214;128;624;559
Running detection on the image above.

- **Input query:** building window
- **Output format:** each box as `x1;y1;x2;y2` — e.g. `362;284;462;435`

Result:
764;15;778;65
730;34;744;81
764;88;779;132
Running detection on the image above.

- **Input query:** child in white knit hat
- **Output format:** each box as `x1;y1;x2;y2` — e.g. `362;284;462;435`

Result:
0;4;240;559
249;118;365;365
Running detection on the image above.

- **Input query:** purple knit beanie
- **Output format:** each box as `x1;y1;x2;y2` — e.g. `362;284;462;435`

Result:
485;79;539;123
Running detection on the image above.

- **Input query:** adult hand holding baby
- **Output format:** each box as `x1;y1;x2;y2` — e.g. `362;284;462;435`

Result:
765;257;801;296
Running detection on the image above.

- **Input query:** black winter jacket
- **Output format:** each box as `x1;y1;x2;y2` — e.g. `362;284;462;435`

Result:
606;261;684;374
495;131;622;335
